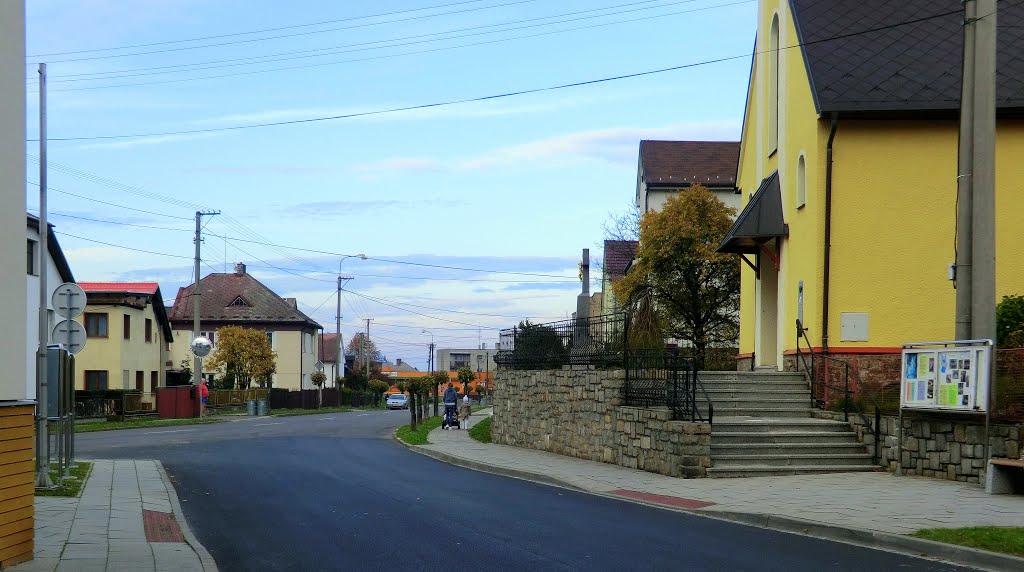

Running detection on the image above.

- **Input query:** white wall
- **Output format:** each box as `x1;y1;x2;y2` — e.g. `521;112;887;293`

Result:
1;2;28;401
25;226;67;400
645;188;743;214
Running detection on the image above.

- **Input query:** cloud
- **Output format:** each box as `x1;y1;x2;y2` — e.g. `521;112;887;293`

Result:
71;132;222;151
287;198;468;217
351;120;741;176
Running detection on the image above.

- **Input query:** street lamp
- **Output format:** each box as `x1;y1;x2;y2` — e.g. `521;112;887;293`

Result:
337;254;366;387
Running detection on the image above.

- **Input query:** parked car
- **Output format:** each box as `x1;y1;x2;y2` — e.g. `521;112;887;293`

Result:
386;394;408;410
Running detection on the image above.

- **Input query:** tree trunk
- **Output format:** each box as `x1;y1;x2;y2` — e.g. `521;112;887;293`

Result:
409;393;417;430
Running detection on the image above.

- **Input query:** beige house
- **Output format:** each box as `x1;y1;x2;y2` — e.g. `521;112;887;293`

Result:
636;140;742;213
74;283;173;408
168;264;321;390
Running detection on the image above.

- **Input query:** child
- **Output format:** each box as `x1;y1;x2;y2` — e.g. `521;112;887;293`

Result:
458;395;471;430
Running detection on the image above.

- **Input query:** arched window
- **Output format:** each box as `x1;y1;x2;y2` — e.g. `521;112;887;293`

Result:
796;154;806;208
768;15;780;154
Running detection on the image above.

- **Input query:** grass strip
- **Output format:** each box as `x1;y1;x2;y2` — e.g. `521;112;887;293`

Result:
36;461;92;497
76;417;221;433
912;527;1024;557
468;417;492;443
271;406;353;417
395;415;443;445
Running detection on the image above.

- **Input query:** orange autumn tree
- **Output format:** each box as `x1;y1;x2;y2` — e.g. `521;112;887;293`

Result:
204;325;277;389
613;184;739;367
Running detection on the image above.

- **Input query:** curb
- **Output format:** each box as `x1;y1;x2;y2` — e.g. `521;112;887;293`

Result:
393;435;1024;571
391;427;584;492
156;461;219;572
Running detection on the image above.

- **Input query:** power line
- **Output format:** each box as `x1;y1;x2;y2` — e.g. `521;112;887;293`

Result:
27;7;962;142
345;288;558;319
27;0;544;63
26;181;193;221
36;0;701;83
55;232;192;260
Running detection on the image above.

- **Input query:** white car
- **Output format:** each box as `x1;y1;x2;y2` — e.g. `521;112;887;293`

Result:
386;394;408;410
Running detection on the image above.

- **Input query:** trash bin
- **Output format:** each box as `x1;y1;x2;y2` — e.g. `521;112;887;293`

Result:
247;400;257;416
257;399;268;416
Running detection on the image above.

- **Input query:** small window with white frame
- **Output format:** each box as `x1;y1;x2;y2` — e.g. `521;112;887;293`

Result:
796;154;807;208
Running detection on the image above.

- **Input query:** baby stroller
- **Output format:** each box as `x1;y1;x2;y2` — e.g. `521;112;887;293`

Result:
442;401;460;430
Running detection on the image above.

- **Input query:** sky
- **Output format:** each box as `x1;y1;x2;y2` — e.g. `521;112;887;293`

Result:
24;0;756;370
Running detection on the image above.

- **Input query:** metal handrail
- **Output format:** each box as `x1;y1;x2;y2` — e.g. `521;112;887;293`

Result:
693;368;714;425
795;319;882;464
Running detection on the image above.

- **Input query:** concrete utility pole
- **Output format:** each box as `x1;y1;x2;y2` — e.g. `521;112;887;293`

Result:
955;0;997;345
193;210;220;390
35;63;52;488
335;274;352;386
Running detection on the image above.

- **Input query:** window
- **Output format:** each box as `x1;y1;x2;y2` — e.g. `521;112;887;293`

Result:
266;331;275;350
768;14;780;154
229;296;249;307
84;313;108;338
135;371;144;392
85;370;108;390
27;239;37;275
122;370;130;390
201;330;216;346
151;371;158;392
145;318;153;342
123;314;131;340
449;353;470;371
796;154;807;208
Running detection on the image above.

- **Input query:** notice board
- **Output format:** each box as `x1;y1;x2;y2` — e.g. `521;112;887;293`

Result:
900;341;991;412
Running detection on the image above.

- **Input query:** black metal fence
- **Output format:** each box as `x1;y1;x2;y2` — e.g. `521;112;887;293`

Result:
495;313;627;369
623;349;713;422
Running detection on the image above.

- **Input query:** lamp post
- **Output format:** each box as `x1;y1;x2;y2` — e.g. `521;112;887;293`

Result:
423;329;436;416
336;254;365;387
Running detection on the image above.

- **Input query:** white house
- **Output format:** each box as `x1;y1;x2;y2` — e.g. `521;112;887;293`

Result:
26;215;76;400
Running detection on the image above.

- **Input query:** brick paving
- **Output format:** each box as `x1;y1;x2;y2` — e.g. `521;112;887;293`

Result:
10;460;214;572
422;409;1024;536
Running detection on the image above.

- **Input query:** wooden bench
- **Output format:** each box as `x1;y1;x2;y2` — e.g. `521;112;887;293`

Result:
986;457;1024;494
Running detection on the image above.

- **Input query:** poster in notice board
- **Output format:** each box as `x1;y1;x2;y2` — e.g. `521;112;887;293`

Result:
900;342;990;412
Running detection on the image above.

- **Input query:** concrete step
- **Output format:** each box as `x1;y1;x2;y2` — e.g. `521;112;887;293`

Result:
706;397;811;409
712;418;854;433
704;388;811;400
706;465;879;478
711;430;861;444
711;442;870;456
711;407;814;418
700;379;808;389
700;371;807;383
712;453;874;468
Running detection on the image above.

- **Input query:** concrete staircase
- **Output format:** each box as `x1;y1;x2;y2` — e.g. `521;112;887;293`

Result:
700;371;876;477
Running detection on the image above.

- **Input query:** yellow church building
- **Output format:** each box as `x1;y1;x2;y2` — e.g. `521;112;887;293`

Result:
719;0;1024;379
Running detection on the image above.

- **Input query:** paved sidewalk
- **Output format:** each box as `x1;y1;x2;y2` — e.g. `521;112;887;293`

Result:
422;409;1024;542
12;460;216;572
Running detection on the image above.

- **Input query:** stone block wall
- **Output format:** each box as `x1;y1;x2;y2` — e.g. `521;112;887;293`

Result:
816;410;1022;483
492;368;711;478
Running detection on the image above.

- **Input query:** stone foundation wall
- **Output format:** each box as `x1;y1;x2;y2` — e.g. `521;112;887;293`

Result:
816;410;1022;483
492;368;711;478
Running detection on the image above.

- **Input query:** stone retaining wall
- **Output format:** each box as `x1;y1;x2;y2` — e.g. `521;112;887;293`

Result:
492;368;711;478
816;410;1022;483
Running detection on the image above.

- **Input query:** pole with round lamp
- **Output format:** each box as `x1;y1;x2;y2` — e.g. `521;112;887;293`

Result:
423;329;436;417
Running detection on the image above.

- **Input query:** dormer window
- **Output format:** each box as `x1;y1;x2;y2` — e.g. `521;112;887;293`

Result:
229;296;250;307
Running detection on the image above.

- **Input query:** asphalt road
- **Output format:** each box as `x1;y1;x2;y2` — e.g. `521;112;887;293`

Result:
76;411;975;572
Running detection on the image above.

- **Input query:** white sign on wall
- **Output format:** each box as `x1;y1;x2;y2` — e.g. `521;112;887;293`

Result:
900;340;992;413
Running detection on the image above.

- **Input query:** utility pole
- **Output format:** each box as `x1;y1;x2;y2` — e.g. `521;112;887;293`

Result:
35;63;53;488
193;210;220;395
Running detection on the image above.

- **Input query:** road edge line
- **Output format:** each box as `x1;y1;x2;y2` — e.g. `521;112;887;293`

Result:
393;433;1024;571
155;460;220;572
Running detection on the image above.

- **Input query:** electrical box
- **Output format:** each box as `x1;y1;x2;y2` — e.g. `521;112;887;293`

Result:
840;312;869;342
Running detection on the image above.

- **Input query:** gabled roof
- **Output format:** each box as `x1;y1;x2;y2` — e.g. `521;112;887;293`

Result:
79;282;159;295
318;333;341;363
791;0;1024;114
639;141;740;188
717;171;787;254
603;240;638;281
26;214;74;283
169;270;321;328
78;281;173;341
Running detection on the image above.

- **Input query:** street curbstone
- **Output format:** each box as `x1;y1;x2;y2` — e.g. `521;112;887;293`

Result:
156;461;219;572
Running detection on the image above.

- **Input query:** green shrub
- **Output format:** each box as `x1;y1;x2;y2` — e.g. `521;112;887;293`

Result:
997;295;1024;348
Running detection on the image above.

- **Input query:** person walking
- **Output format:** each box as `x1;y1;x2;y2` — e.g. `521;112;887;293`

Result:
458;394;471;430
443;382;459;430
199;379;209;417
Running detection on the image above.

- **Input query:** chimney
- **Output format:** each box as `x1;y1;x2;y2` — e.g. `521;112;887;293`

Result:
234;263;246;275
284;297;297;309
396;358;402;366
